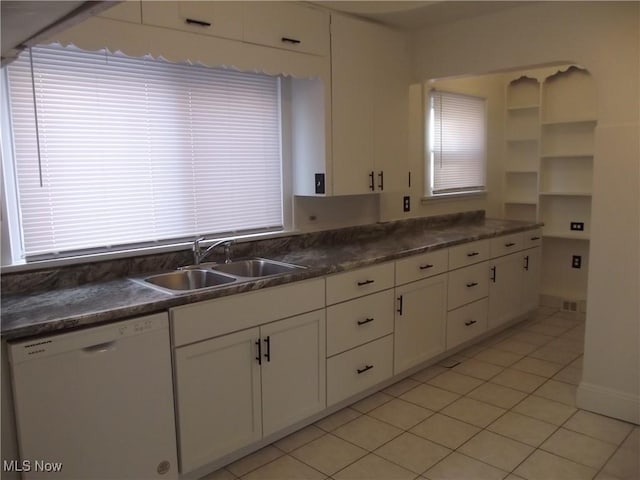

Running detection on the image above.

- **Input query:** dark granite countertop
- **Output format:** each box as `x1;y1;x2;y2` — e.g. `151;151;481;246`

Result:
1;216;541;341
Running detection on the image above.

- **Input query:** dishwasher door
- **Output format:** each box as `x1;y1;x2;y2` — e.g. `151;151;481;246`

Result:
8;313;178;480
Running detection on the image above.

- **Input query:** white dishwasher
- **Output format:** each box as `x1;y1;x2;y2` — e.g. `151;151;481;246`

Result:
8;312;178;480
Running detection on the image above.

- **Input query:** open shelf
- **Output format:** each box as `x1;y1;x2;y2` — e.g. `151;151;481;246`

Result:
504;203;537;222
541;66;597;123
539;191;592;197
541;122;594;157
505;169;538;174
507;104;539;111
542;231;590;241
541;153;593;159
541;118;597;126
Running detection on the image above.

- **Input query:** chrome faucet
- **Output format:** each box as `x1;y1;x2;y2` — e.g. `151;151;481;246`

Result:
192;237;234;265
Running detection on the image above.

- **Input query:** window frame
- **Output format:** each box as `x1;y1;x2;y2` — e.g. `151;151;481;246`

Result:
0;46;294;267
424;86;488;200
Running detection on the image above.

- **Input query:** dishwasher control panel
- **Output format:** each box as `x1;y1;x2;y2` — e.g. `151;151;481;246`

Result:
8;313;168;364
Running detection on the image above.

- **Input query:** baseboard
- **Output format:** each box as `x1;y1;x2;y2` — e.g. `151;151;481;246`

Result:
577;381;640;425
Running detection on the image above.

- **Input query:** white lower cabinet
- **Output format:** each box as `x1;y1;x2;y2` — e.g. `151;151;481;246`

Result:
171;229;542;474
394;274;447;374
521;246;542;313
174;309;325;473
488;252;525;329
327;335;393;406
174;328;262;473
260;311;326;437
326;290;394;357
446;298;489;349
448;261;490;310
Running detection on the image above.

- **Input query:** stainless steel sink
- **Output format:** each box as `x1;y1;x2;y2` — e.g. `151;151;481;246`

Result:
209;258;306;278
140;269;236;293
133;257;306;294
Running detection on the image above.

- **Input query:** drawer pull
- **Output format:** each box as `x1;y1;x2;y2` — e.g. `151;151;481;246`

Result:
467;252;479;257
397;295;404;315
531;236;541;241
524;255;530;271
490;266;497;282
281;36;301;44
464;320;477;326
357;317;374;326
357;279;375;286
255;339;262;365
466;282;478;288
419;264;434;270
505;242;516;247
357;364;374;374
185;18;212;27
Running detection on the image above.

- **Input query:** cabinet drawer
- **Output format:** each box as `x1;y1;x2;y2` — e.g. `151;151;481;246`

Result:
490;232;525;258
326;290;394;357
395;249;448;285
171;278;325;347
449;240;490;270
141;1;244;41
326;262;394;305
446;298;488;350
524;229;542;248
243;2;329;56
327;335;393;406
447;261;489;310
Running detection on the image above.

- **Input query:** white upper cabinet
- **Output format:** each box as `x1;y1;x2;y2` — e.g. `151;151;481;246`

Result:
98;1;142;24
141;1;244;41
242;2;330;56
329;14;410;195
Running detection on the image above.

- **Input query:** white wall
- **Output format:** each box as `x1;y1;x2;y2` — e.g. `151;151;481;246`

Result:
379;72;505;221
409;1;639;423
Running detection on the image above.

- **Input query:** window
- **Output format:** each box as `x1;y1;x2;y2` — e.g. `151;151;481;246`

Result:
426;89;487;197
3;44;283;261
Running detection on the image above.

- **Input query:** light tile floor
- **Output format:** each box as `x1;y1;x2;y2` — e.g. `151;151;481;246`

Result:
203;307;639;480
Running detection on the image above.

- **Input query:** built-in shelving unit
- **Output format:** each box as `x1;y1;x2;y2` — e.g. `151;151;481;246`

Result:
503;76;540;223
503;65;596;305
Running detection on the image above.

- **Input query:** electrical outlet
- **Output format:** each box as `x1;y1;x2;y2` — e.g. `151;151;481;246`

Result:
403;196;411;212
570;222;584;231
572;255;582;268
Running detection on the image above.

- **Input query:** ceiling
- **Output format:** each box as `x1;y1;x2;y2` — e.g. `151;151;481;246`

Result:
313;1;526;30
1;1;111;64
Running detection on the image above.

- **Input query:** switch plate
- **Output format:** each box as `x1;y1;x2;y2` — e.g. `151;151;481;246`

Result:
572;255;582;268
403;196;411;212
570;222;584;231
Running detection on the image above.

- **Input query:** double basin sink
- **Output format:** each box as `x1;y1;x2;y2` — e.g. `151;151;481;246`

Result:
136;258;306;294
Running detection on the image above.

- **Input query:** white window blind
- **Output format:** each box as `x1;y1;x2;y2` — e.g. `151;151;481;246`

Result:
6;44;283;259
428;90;486;195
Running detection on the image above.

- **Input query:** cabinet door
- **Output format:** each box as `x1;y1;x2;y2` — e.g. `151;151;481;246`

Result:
330;14;375;195
372;23;409;193
141;1;244;41
174;328;261;473
488;253;524;329
243;2;329;55
260;310;326;437
521;247;541;313
395;274;447;374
